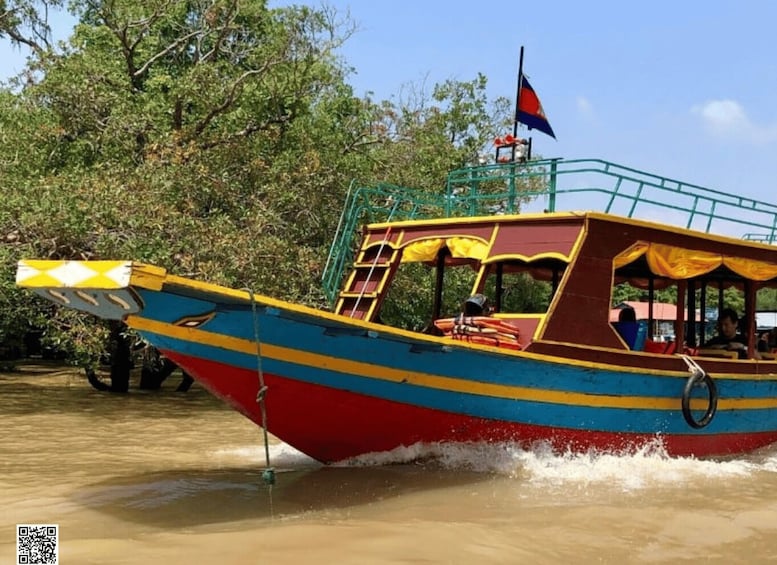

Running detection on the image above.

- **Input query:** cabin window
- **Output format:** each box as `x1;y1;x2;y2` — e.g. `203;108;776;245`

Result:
377;256;478;331
480;261;563;315
482;271;552;314
612;240;777;354
611;281;677;342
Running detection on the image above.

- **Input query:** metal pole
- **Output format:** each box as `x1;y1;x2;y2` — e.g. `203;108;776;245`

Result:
548;158;558;212
512;46;524;163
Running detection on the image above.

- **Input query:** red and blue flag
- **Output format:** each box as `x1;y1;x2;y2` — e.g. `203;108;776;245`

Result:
517;73;555;139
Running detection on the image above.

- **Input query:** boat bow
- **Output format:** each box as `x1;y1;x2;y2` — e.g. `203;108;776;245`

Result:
15;260;165;319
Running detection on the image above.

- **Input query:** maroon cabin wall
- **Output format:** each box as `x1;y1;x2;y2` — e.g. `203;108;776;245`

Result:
488;221;583;258
540;216;777;348
542;251;624;348
541;217;628;346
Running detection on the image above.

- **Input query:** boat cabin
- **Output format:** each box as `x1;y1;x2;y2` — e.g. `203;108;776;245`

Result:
336;211;777;361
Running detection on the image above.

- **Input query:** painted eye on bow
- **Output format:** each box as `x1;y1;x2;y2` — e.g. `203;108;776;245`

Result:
174;312;215;328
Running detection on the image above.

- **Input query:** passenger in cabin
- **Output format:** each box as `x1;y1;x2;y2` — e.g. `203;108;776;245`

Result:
618;306;637;322
758;330;771;354
613;306;642;349
758;328;777;355
703;308;750;359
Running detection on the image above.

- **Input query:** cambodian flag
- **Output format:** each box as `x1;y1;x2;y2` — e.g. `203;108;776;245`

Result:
517;73;556;139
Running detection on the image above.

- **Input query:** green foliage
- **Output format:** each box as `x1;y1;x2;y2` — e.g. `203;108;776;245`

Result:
757;288;777;311
379;263;480;331
0;1;514;365
500;274;552;314
612;282;644;305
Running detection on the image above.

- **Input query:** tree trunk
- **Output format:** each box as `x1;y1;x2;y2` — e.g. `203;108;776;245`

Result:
175;372;194;392
139;356;178;390
85;368;111;391
85;321;132;392
108;321;131;393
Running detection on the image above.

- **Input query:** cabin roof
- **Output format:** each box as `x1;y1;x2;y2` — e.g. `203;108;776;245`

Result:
365;211;777;269
368;211;775;250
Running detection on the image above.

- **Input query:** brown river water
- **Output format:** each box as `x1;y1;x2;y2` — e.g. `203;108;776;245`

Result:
3;364;777;564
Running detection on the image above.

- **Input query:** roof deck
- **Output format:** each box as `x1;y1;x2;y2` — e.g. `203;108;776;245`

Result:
324;158;777;303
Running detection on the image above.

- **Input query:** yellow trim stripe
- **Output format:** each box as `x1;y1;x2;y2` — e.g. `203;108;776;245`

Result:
484;251;572;263
368;211;585;230
126;315;777;411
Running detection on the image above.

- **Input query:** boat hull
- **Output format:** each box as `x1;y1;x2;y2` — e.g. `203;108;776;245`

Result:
164;350;777;463
16;260;777;462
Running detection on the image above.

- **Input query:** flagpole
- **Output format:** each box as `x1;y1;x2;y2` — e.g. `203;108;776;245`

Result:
512;46;524;162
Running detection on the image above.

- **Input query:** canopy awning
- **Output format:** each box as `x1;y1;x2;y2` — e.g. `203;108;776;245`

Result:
400;236;489;263
614;241;777;281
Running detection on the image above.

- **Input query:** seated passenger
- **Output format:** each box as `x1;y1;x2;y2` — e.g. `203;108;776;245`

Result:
618;306;637;322
703;308;752;359
757;327;777;352
613;306;645;350
758;330;771;354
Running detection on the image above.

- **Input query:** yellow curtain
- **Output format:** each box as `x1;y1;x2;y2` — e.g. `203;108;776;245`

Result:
613;242;649;269
401;237;489;263
646;243;722;278
446;237;489;260
723;256;777;281
614;240;777;281
401;238;445;262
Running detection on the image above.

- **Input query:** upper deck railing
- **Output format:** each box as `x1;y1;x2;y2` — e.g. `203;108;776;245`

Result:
322;158;777;304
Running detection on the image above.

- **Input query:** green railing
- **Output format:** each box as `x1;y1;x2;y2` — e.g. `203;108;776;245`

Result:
322;158;777;304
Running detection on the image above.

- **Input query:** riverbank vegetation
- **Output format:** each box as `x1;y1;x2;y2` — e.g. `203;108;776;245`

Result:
0;0;514;375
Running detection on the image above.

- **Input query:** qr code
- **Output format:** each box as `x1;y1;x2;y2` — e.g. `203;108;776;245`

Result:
16;524;58;565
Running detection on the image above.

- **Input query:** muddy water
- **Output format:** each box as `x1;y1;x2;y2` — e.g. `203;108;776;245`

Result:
3;365;777;564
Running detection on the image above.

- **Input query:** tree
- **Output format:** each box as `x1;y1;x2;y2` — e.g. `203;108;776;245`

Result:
0;0;64;57
0;1;364;375
1;1;517;383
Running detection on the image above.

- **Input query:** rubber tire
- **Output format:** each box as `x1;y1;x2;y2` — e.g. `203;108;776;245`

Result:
681;371;718;429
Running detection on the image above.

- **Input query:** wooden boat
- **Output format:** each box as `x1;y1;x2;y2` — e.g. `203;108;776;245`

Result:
16;157;777;462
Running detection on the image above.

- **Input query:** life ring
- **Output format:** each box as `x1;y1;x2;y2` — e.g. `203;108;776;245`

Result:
681;369;718;429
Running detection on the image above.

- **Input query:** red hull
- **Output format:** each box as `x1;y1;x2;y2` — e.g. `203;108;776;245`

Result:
164;352;777;463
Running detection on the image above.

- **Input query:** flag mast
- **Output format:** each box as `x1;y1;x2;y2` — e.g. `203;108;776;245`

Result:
512;46;524;161
512;46;532;161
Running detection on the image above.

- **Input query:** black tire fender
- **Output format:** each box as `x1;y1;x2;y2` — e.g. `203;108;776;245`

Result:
681;370;718;429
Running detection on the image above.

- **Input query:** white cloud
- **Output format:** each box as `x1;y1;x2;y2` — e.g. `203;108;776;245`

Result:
576;96;594;120
691;99;777;144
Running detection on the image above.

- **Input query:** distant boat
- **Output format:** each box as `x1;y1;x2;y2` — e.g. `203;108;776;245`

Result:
16;156;777;463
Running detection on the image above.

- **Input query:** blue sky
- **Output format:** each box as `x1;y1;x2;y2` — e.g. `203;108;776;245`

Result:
3;1;777;209
294;0;777;209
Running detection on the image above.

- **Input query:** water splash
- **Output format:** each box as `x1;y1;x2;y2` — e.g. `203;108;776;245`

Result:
514;441;759;490
340;439;777;490
217;438;777;491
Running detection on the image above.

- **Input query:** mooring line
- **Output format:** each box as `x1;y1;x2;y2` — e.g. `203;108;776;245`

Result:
245;288;276;498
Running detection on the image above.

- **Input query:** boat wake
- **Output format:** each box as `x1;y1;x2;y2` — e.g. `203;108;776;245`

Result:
214;439;777;491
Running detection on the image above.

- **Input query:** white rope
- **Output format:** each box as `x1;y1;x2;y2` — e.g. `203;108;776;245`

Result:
680;354;705;378
350;226;391;318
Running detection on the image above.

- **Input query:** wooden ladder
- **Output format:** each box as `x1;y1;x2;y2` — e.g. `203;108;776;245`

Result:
334;231;400;321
